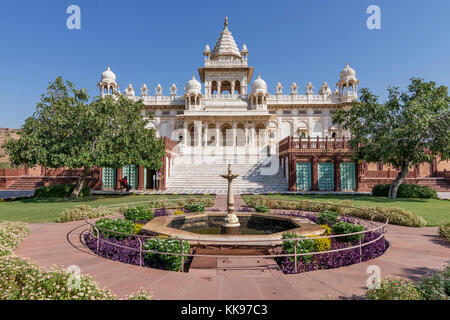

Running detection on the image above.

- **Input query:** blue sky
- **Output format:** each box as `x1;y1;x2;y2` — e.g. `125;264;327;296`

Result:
0;0;449;128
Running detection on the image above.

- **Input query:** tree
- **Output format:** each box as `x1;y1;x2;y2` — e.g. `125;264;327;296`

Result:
333;78;449;199
4;77;165;198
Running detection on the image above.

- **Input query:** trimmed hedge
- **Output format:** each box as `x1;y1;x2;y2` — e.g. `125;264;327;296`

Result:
0;221;30;256
0;255;116;300
57;205;119;223
439;221;450;240
245;196;427;227
372;184;437;199
35;184;91;198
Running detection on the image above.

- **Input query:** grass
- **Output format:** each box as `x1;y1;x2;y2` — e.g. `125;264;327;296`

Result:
242;194;450;227
0;194;213;223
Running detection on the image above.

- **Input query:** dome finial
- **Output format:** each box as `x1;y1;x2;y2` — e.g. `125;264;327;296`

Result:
224;16;228;28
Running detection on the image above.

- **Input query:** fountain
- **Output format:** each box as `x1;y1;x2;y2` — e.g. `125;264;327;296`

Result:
141;165;325;246
220;164;241;234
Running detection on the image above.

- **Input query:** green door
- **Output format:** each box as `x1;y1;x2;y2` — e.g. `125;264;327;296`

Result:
296;162;311;191
318;162;334;191
123;165;138;190
102;168;116;189
340;162;356;191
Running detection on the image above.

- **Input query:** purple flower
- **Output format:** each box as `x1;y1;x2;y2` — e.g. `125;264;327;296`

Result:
154;207;170;217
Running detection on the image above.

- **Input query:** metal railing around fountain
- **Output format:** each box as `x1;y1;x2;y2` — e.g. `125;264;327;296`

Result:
83;200;389;273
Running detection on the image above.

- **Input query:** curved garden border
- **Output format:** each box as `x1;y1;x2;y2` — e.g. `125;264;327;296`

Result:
83;200;389;273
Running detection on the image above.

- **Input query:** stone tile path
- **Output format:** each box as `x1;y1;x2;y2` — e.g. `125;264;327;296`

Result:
14;196;450;300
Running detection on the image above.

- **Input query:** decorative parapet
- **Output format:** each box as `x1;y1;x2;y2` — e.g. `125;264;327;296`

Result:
204;60;248;67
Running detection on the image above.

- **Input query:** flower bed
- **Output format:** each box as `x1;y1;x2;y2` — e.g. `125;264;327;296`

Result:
84;233;195;272
245;195;426;227
0;221;152;300
0;221;30;256
366;264;449;300
58;205;120;223
268;210;387;274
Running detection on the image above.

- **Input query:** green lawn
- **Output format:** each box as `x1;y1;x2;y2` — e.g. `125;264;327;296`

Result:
242;194;450;227
0;194;214;223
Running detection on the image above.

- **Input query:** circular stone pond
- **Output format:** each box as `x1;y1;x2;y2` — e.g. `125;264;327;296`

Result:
141;212;325;246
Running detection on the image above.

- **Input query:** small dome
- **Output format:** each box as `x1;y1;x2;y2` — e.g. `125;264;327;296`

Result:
204;44;211;52
101;66;116;81
241;44;248;53
185;75;202;94
251;75;268;93
340;62;356;80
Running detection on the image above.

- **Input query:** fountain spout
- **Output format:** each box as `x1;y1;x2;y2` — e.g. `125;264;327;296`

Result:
220;164;241;234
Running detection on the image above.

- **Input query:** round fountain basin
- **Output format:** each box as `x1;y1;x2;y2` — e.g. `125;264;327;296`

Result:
141;212;324;247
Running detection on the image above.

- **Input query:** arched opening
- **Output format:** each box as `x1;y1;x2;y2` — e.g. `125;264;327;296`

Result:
255;123;266;147
234;80;241;94
257;95;263;105
236;123;245;146
207;124;216;146
220;124;232;147
211;81;218;94
188;124;195;147
220;81;231;94
190;95;195;105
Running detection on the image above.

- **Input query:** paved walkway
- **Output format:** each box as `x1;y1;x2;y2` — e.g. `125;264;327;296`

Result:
0;190;34;199
14;215;449;299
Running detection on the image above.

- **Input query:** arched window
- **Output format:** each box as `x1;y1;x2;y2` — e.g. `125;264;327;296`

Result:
234;80;241;94
236;123;245;146
211;81;218;94
221;81;231;94
220;124;232;146
188;124;195;147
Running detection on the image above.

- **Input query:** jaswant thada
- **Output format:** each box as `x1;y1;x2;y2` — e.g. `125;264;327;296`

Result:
94;17;448;194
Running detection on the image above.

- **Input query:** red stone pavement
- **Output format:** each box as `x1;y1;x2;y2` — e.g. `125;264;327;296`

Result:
14;211;450;300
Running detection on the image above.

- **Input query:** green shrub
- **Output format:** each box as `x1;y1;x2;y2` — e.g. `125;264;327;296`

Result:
254;205;270;213
439;221;450;240
57;205;118;223
143;237;190;271
372;184;437;199
282;232;315;263
0;255;115;300
94;218;134;240
416;265;450;300
332;221;365;243
316;210;339;226
123;206;154;223
35;184;91;198
366;277;422;300
0;221;31;256
184;202;205;212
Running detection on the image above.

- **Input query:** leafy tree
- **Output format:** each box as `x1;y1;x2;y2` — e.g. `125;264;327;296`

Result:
333;78;449;199
4;77;165;198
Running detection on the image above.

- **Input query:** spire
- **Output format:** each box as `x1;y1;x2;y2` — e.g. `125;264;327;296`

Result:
211;17;241;59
